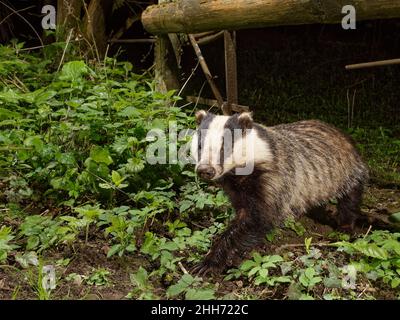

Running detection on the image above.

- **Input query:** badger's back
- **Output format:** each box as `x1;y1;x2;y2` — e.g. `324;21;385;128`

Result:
254;120;368;218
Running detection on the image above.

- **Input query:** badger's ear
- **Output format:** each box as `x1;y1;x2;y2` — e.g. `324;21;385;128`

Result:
238;112;253;129
195;110;207;125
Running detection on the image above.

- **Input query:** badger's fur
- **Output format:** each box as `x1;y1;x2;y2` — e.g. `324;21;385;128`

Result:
191;110;369;275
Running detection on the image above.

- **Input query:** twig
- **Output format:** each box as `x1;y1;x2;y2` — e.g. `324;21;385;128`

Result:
186;96;249;113
363;225;372;239
19;39;83;52
275;242;333;252
109;38;156;44
0;5;35;26
86;170;132;198
0;1;44;49
188;34;225;112
193;31;216;38
357;285;369;298
82;0;100;62
173;61;200;108
57;29;74;72
178;262;189;275
196;31;224;46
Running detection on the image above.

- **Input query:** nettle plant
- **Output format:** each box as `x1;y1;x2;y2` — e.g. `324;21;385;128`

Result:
0;46;191;208
0;43;229;253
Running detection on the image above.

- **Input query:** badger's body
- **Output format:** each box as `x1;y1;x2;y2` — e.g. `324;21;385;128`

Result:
191;110;368;275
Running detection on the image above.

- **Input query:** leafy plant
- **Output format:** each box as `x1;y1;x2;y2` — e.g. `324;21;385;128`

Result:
87;268;111;286
298;267;322;289
166;274;215;300
284;218;306;236
226;252;291;286
126;267;157;300
0;226;18;262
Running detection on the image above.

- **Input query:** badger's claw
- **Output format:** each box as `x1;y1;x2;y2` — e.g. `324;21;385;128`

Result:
190;259;223;277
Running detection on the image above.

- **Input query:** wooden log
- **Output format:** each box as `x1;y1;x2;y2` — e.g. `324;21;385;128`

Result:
142;0;400;34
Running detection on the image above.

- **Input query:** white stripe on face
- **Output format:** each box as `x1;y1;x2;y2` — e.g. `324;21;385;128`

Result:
222;129;272;176
197;115;230;170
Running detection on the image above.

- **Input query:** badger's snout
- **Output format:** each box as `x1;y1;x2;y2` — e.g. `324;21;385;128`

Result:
196;165;216;180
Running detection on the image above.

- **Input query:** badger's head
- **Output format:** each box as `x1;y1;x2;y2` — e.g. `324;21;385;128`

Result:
191;110;268;181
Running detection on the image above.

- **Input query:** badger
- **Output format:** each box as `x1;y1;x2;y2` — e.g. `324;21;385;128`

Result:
190;110;369;275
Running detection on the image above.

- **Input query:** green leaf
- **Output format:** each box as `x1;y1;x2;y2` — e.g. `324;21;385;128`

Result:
389;212;400;223
185;288;215;300
166;276;192;297
59;61;88;81
353;242;389;260
15;251;38;268
118;106;141;118
391;278;400;288
240;260;257;271
126;158;145;173
305;237;312;254
107;244;122;257
131;267;148;288
26;235;40;250
24;136;44;152
179;200;193;213
111;170;124;186
90;146;113;165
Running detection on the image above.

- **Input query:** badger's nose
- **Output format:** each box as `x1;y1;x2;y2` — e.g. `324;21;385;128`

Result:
196;165;216;180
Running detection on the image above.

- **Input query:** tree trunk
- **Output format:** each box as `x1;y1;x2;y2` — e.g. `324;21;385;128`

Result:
154;0;180;93
83;0;113;59
142;0;400;34
57;0;82;38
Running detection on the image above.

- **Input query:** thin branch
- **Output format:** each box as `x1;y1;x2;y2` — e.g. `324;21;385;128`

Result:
196;31;224;46
109;38;156;44
188;34;225;111
0;4;35;26
173;61;200;108
178;262;189;275
57;28;73;72
275;242;333;252
0;1;44;49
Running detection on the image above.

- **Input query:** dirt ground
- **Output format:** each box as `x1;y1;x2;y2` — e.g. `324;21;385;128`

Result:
0;186;399;300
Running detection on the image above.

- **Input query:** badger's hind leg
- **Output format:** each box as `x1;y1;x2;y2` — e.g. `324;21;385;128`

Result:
336;183;363;232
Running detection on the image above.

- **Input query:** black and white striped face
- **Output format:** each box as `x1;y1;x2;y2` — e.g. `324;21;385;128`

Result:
191;110;266;180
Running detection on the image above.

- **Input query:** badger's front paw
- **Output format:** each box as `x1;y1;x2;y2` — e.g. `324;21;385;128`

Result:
191;258;225;277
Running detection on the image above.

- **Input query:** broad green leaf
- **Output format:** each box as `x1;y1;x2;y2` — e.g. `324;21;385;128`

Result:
107;244;122;257
179;200;193;213
90;146;113;165
24;136;44;152
240;260;258;271
185;288;215;300
59;60;88;81
389;212;400;223
131;267;148;288
15;251;38;268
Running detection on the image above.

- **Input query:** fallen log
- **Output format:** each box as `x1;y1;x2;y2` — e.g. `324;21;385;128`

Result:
142;0;400;34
